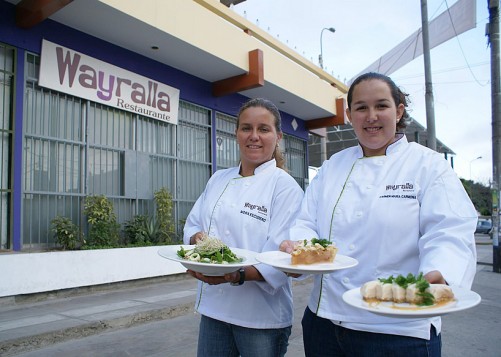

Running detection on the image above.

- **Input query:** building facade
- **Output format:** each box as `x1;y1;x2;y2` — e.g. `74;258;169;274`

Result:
0;0;347;252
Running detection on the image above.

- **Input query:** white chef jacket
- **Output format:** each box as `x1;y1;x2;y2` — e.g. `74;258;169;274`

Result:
184;159;304;329
290;135;477;339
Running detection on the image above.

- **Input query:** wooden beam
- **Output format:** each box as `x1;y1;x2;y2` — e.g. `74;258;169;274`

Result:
305;98;347;130
212;49;264;97
16;0;73;28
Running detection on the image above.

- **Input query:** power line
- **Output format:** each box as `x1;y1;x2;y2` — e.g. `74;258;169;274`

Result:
394;61;490;87
444;0;489;86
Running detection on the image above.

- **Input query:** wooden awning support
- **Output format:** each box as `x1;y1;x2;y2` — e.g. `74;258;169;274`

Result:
213;49;264;97
305;97;347;130
16;0;73;28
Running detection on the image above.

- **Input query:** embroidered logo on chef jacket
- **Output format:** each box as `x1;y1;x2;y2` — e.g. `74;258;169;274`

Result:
240;202;268;222
379;182;417;199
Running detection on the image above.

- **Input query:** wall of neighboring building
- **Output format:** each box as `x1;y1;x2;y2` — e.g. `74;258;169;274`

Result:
0;0;309;254
0;0;312;296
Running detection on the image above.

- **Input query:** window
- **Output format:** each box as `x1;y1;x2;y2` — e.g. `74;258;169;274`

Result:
22;54;212;250
216;112;239;169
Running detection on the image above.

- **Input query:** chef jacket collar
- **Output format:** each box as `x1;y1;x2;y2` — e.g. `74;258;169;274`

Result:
238;159;277;177
355;133;407;158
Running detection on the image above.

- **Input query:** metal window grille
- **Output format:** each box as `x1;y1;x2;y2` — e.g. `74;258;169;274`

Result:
177;103;212;230
21;54;212;250
215;112;239;169
283;134;308;189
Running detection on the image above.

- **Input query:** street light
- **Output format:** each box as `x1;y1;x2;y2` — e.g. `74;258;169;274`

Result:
318;27;335;164
319;27;336;69
469;156;482;180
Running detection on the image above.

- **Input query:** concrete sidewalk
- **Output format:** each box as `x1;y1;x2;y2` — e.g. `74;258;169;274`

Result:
0;235;499;356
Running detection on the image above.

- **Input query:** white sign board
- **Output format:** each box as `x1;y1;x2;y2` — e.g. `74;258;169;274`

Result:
39;39;180;124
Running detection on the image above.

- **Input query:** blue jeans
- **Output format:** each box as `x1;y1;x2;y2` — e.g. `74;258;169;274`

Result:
302;307;441;357
197;315;291;357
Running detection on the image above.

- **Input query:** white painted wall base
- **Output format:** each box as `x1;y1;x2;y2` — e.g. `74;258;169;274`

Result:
0;246;185;298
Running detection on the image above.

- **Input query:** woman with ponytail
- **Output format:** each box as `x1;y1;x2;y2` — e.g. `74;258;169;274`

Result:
184;98;303;356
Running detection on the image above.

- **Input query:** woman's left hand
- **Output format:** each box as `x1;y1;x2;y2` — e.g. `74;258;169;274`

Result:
186;269;240;285
424;270;447;285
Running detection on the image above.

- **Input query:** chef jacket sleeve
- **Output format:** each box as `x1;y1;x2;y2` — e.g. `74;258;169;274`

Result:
183;173;216;245
183;192;204;245
289;164;325;242
418;166;478;289
254;176;304;293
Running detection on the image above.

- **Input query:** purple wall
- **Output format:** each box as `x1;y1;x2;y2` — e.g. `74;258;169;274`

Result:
1;0;309;250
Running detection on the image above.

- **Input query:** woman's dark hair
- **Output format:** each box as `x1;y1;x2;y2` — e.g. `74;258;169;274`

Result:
237;98;286;169
347;72;410;131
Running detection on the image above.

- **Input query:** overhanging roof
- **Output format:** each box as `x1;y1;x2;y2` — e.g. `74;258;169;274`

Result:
7;0;348;123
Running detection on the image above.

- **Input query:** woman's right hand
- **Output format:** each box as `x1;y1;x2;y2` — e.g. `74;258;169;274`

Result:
279;240;302;278
189;232;205;245
279;240;296;254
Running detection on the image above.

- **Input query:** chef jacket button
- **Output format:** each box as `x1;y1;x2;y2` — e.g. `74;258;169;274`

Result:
346;182;352;188
355;211;363;217
366;185;372;190
217;202;222;206
225;230;230;235
349;244;355;250
231;204;235;208
343;277;349;283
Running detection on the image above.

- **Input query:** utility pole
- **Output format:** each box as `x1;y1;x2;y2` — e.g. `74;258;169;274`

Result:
488;0;501;273
421;0;437;151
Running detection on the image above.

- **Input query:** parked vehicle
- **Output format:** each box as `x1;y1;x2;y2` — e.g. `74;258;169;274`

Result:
475;219;492;234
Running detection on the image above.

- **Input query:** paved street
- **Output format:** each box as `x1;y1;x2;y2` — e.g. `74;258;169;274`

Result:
2;236;500;357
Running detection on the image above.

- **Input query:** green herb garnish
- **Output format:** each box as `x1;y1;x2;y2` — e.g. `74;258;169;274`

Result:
378;275;395;284
177;235;243;264
311;238;331;248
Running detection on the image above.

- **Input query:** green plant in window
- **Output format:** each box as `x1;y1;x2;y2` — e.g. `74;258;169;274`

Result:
83;195;120;248
154;187;177;244
50;216;83;250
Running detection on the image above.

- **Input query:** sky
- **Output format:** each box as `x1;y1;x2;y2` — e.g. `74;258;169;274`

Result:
230;0;494;185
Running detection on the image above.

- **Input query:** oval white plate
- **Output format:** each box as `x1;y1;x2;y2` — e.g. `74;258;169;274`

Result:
342;286;481;317
158;245;259;276
255;250;358;274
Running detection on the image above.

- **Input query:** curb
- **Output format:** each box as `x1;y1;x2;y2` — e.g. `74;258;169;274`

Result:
0;302;194;357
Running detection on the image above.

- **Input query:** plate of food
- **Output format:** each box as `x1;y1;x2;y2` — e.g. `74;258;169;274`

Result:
342;273;481;317
256;239;358;274
158;235;259;276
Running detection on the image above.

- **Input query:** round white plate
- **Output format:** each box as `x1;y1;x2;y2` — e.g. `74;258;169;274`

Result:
158;245;259;276
342;286;481;317
255;250;358;274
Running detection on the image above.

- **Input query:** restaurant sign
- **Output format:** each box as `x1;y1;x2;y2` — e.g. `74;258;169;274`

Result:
39;39;180;124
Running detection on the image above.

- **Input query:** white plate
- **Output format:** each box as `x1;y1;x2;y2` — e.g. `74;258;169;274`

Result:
342;286;481;317
158;245;259;276
255;251;358;274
